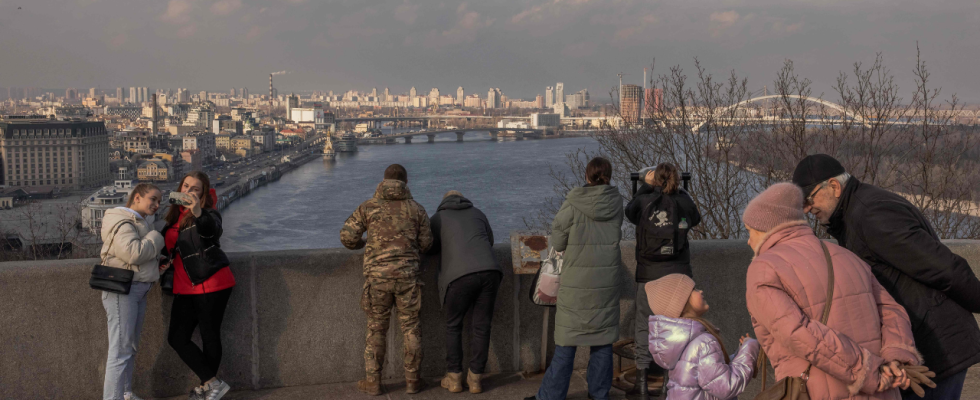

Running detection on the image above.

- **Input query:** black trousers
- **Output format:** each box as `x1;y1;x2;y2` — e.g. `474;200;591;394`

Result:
445;271;502;374
168;288;233;384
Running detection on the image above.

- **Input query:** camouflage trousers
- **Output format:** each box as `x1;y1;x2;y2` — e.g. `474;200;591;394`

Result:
361;277;423;377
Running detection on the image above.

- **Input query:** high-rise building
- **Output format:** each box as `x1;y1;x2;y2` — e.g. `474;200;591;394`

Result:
428;88;440;105
384;87;391;102
141;87;149;103
230;88;236;97
286;94;299;120
487;88;502;109
555;83;564;105
129;87;137;104
65;88;77;100
621;84;643;125
116;87;123;102
536;94;545;109
89;88;97;98
409;87;417;99
545;86;554;108
0;118;112;189
457;87;465;106
371;88;378;98
241;88;248;102
645;88;663;115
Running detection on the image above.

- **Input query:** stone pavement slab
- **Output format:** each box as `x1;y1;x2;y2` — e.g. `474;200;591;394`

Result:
155;372;631;400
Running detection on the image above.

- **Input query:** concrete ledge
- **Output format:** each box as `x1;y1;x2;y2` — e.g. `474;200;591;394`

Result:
2;240;979;399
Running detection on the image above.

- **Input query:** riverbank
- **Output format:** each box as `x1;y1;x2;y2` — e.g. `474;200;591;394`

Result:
214;151;321;210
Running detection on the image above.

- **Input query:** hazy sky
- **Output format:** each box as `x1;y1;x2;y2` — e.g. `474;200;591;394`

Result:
1;0;978;102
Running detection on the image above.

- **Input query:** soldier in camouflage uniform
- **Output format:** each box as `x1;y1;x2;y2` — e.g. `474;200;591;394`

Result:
341;164;433;396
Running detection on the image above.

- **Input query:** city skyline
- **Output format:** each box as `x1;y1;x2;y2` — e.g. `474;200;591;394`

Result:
1;1;979;101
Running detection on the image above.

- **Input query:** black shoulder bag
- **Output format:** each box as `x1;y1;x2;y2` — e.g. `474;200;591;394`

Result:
89;220;137;295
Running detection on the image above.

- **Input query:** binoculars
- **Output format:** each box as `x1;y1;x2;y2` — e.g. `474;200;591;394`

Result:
630;169;692;195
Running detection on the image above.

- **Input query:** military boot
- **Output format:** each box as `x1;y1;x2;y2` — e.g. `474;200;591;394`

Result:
467;370;483;394
440;372;463;393
406;372;427;394
357;373;383;396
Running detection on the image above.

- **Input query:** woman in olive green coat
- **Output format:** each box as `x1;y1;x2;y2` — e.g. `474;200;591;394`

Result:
526;157;625;400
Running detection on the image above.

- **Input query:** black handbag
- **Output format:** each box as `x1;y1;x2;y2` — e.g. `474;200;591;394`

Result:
160;248;175;294
89;221;136;295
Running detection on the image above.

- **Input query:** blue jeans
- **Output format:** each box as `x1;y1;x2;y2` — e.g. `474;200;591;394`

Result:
902;369;968;400
537;344;613;400
102;282;152;400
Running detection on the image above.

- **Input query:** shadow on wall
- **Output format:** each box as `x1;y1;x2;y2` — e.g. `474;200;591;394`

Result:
2;241;980;399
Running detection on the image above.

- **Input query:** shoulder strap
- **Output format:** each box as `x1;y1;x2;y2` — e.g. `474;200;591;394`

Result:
759;240;835;391
819;241;835;324
101;220;136;269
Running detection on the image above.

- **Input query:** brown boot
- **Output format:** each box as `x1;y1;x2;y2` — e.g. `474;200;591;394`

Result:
467;370;483;394
406;373;427;394
441;372;464;393
357;373;383;396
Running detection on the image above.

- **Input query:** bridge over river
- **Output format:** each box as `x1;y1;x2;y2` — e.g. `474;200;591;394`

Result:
358;127;546;144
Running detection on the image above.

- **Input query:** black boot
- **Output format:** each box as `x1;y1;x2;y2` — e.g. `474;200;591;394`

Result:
627;368;649;400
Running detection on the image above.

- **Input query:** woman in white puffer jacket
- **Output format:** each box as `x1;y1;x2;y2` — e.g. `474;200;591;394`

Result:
99;183;165;400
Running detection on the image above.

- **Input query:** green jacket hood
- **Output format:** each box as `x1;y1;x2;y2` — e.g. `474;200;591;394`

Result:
374;179;413;201
565;185;622;221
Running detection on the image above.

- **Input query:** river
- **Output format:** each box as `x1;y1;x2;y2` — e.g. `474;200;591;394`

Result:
220;134;598;251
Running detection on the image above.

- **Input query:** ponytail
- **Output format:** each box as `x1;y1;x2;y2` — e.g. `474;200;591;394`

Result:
126;183;160;207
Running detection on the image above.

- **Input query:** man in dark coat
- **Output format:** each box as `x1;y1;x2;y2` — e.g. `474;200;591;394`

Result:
429;191;501;394
793;154;980;400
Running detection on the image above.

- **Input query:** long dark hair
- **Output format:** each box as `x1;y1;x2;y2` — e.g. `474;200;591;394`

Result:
652;162;680;194
586;157;612;185
165;171;212;230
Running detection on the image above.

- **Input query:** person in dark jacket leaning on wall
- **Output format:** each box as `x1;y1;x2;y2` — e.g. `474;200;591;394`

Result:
623;162;701;400
793;154;980;400
428;190;502;395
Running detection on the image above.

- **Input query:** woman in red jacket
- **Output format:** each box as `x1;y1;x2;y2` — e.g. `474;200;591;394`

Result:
160;171;235;400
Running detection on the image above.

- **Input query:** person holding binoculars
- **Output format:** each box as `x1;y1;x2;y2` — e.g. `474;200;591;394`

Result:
624;162;701;400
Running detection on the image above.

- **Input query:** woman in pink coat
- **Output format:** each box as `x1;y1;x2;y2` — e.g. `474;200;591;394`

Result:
743;183;920;400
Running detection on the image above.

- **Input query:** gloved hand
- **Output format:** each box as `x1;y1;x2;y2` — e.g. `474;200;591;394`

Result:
900;365;937;398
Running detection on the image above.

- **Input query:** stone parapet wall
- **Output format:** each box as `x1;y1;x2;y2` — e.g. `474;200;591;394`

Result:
1;240;979;399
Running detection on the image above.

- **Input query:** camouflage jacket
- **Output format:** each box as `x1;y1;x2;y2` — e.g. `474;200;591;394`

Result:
341;179;433;280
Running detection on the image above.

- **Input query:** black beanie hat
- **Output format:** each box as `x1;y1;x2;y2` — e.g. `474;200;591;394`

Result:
792;154;846;194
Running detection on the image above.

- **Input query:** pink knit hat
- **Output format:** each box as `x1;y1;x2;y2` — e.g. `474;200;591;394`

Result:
742;182;806;232
645;274;696;319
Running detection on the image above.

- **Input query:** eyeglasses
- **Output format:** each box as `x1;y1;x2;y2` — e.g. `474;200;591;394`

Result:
805;182;828;206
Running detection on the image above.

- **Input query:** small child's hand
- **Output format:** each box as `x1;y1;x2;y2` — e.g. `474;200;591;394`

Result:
740;333;752;345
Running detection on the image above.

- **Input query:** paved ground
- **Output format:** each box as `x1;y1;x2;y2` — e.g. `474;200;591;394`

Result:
155;366;980;400
157;372;632;400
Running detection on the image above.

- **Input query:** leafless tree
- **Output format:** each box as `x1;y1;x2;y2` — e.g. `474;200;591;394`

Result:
895;45;980;238
533;51;980;240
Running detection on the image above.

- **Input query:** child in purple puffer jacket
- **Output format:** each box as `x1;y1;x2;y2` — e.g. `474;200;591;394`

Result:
646;274;759;400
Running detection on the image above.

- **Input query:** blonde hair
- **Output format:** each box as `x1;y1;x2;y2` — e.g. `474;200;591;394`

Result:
444;190;463;199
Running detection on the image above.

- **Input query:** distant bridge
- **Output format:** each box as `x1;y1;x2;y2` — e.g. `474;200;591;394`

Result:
358;128;545;144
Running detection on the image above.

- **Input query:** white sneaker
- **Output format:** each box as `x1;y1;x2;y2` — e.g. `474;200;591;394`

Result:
124;393;145;400
203;379;231;400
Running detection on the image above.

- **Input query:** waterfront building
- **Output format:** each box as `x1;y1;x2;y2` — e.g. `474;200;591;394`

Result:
457;87;464;106
545;86;554;108
555;83;564;106
464;94;482;108
531;113;560;129
0;117;111;190
621;84;643;125
645;88;663;115
231;136;253;152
